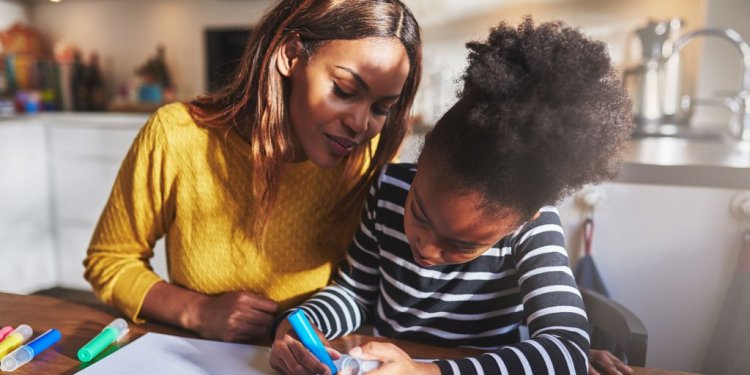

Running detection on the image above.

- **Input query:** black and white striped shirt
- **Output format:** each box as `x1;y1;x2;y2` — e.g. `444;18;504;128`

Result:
298;164;590;374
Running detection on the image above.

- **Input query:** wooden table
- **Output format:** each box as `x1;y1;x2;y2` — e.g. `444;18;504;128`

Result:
0;292;699;375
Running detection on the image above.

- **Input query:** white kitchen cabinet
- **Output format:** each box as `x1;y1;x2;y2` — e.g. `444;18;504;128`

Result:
0;114;169;293
44;114;169;289
0;120;57;293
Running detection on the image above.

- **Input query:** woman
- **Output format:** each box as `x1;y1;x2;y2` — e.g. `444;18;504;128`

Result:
84;0;421;343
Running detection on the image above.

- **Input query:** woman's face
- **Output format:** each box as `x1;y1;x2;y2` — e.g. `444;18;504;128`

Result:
283;37;410;167
403;160;527;267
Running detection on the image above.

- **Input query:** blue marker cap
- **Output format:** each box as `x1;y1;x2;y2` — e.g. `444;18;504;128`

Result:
287;309;337;374
1;328;61;372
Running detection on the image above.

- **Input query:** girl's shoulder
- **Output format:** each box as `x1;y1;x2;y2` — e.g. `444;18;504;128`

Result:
379;162;417;185
373;163;417;195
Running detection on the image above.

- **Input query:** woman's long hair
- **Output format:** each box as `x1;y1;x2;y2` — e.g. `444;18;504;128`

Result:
188;0;422;242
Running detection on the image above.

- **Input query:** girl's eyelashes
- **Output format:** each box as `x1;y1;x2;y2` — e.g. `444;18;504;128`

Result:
411;200;428;224
453;246;478;255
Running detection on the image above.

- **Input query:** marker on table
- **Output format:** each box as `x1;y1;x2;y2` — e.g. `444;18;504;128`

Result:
0;328;60;372
335;354;381;375
0;325;32;358
287;309;338;374
0;326;13;342
77;318;129;362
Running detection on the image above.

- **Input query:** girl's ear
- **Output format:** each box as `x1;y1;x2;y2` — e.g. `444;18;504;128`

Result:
276;33;303;77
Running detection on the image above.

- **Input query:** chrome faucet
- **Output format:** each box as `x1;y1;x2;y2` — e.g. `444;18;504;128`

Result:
670;28;750;141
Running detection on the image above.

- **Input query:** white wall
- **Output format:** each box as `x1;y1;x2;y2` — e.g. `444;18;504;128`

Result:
0;0;27;31
692;0;750;125
29;0;275;100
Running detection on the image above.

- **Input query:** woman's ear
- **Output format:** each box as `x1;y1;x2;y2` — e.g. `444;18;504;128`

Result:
276;33;303;77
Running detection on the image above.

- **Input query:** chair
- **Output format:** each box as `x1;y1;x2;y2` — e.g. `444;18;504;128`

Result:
580;287;648;366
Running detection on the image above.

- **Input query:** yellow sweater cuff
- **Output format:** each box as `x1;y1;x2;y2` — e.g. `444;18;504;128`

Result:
111;266;163;324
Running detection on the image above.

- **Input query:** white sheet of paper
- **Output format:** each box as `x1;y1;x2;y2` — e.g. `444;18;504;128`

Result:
77;332;276;375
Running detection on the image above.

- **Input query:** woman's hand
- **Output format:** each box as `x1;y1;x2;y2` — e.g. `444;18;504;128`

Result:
589;349;633;375
141;282;278;342
183;290;279;342
349;342;440;375
269;319;340;375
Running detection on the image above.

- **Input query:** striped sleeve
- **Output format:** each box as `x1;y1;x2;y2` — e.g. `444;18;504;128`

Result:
295;170;385;340
433;207;590;375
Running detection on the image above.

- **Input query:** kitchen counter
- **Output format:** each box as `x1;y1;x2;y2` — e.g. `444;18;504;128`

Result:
0;112;149;129
622;137;750;189
3;114;749;189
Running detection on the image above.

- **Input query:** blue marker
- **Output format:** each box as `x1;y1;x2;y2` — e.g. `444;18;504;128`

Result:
0;328;61;372
287;309;338;374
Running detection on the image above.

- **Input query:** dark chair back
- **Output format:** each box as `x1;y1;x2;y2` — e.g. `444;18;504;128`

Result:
580;287;648;366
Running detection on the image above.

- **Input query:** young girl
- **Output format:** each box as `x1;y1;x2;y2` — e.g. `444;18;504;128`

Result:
84;0;421;343
270;17;633;374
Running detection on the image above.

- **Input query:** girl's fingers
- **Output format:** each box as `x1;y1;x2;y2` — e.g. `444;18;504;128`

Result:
350;342;405;362
326;346;342;360
289;339;330;375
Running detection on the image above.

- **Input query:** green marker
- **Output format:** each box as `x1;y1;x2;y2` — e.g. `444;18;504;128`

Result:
77;318;129;362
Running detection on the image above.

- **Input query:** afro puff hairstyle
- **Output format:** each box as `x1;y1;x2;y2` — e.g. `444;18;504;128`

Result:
420;16;634;220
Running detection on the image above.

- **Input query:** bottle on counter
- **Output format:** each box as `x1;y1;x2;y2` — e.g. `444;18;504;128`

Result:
71;50;89;111
87;52;107;111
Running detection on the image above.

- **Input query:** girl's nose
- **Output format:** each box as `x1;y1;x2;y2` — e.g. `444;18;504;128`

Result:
415;236;440;260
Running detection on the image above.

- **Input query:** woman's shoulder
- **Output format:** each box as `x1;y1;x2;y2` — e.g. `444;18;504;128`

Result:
149;102;200;132
141;102;216;147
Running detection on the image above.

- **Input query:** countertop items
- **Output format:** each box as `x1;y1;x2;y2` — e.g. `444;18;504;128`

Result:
408;122;749;189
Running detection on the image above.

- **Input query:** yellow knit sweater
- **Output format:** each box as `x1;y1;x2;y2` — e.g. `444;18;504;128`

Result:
84;103;362;323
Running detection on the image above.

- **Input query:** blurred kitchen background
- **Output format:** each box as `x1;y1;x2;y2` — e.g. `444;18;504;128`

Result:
2;0;750;373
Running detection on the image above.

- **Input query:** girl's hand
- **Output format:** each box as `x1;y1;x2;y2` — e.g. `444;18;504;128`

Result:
349;342;440;375
269;319;341;375
182;291;278;342
588;349;633;375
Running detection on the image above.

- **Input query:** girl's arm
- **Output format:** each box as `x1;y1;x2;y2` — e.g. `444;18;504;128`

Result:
278;169;386;339
270;168;387;375
431;207;590;375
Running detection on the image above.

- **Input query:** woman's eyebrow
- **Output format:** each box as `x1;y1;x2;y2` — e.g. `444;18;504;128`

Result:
335;65;401;100
335;65;370;92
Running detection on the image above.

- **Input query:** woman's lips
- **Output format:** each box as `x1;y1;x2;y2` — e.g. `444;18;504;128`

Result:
326;134;358;157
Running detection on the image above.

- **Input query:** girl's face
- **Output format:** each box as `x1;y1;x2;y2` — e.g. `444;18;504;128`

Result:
283;37;410;168
403;161;527;267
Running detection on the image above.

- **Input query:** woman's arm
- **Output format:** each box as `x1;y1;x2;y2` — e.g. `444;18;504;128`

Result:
142;281;277;342
84;111;278;341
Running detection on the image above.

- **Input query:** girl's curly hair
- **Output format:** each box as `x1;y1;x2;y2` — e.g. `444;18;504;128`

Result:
421;16;634;219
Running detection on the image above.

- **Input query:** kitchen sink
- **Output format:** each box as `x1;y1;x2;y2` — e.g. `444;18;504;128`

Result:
630;125;728;143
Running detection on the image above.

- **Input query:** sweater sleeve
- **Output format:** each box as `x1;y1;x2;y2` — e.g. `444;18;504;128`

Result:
294;170;385;340
83;110;175;323
434;207;590;375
